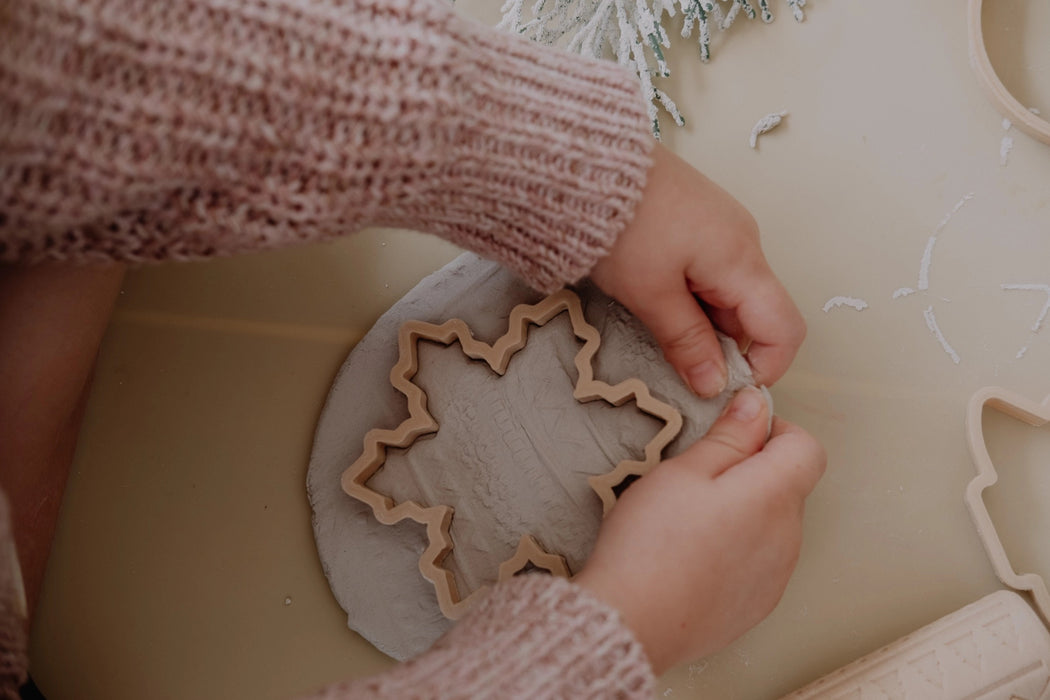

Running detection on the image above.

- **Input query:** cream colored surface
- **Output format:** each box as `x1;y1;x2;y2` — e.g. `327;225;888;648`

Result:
29;1;1050;698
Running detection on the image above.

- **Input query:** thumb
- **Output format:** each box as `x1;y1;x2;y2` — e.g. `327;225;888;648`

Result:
630;285;728;398
672;386;771;479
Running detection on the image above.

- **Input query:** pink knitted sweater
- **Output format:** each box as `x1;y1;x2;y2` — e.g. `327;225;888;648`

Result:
1;0;659;696
1;0;653;293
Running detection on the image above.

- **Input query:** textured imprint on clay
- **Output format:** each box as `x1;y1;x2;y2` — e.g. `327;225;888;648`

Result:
340;289;683;619
602;302;663;366
383;333;627;578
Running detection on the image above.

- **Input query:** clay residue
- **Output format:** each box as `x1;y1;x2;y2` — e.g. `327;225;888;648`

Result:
750;110;787;148
923;305;960;364
822;296;869;313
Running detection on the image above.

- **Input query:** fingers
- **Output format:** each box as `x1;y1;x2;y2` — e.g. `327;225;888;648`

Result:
719;417;827;499
671;386;771;479
733;276;806;387
628;282;728;398
718;270;806;386
704;305;749;350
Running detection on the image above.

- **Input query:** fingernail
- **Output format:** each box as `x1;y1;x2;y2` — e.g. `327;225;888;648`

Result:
725;386;764;422
687;361;727;398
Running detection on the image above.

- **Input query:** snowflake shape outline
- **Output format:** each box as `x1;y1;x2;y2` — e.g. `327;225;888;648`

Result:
340;289;683;619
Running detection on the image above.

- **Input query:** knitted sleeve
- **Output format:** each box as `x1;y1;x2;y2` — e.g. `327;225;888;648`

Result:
0;0;654;292
303;574;654;700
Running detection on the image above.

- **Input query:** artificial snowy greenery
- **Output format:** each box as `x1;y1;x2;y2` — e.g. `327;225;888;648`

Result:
498;0;806;136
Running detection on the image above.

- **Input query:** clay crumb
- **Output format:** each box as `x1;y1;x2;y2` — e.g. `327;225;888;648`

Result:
750;110;787;148
892;287;916;300
1000;135;1014;166
935;192;975;235
689;662;708;678
923;305;960;364
918;237;938;291
822;296;868;313
1001;283;1050;332
918;193;974;291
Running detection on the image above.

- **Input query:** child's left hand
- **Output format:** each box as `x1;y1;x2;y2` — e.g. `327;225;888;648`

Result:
591;143;805;398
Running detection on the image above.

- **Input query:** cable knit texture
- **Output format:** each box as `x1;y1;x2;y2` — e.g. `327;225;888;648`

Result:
303;574;654;699
0;0;654;291
0;493;27;700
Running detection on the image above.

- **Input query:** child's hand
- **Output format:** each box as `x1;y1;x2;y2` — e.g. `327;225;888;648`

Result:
590;144;805;397
575;386;826;673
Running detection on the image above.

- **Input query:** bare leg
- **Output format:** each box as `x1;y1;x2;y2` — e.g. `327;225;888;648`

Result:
0;263;126;622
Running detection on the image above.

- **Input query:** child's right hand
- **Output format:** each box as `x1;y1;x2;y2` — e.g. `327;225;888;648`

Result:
575;386;826;674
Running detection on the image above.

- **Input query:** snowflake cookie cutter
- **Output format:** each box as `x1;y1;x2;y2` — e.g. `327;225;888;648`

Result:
340;288;683;619
965;386;1050;623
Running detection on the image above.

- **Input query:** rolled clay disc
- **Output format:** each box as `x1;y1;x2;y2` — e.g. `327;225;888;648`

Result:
307;253;759;661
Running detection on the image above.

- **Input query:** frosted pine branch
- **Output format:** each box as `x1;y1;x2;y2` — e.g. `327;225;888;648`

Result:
498;0;805;137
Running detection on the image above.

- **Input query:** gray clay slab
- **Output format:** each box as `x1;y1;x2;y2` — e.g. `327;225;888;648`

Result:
307;254;757;660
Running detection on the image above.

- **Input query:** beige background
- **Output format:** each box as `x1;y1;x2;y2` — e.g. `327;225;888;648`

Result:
29;1;1050;698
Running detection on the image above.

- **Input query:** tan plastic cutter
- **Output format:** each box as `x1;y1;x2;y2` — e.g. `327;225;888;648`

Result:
968;0;1050;145
341;289;683;619
965;386;1050;624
